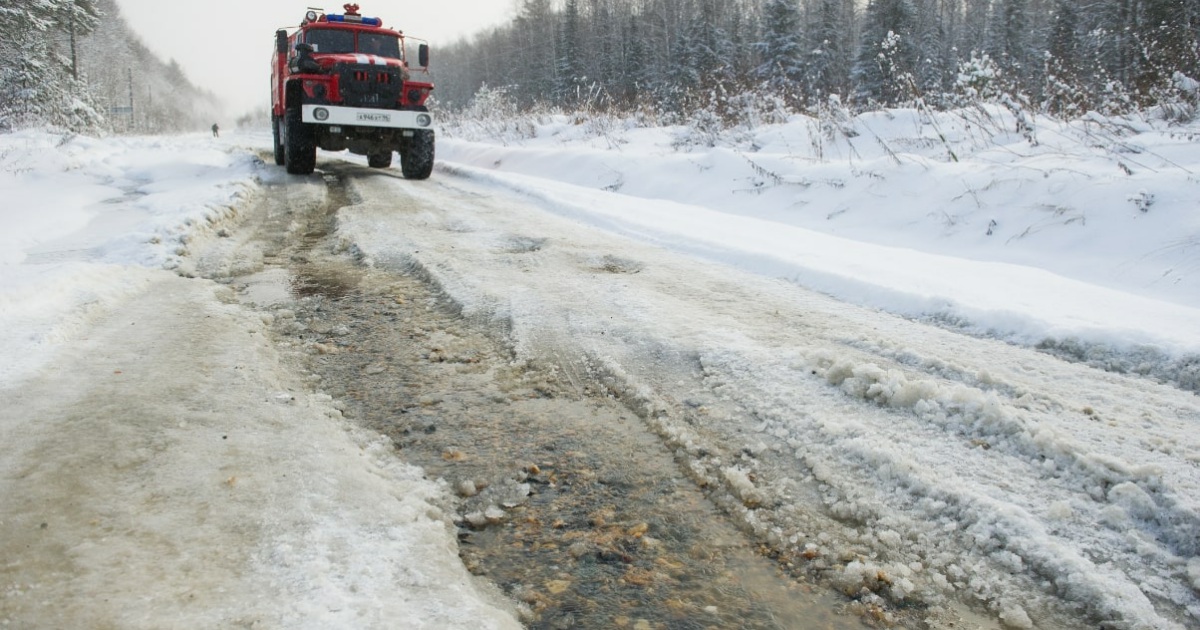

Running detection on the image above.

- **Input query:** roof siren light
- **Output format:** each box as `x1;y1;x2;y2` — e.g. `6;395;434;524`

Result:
340;4;382;25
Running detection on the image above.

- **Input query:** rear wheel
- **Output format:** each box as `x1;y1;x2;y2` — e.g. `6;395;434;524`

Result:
367;151;392;168
271;115;285;165
400;130;434;180
284;107;316;175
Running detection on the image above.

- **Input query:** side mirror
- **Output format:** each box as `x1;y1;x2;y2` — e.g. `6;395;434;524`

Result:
276;30;288;55
418;43;429;68
296;43;320;72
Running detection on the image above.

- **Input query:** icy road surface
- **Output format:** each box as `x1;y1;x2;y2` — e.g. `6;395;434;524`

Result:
0;272;522;630
334;166;1200;629
5;123;1194;630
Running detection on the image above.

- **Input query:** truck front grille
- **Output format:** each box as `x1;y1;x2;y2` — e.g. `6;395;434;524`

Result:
338;64;402;107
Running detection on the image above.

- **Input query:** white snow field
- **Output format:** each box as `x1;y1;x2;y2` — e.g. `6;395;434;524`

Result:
1;102;1198;629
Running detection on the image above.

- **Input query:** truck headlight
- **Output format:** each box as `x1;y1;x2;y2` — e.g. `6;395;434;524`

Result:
313;107;330;121
416;114;432;127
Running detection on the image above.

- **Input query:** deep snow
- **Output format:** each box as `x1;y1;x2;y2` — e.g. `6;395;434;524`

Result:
437;106;1200;389
2;105;1199;628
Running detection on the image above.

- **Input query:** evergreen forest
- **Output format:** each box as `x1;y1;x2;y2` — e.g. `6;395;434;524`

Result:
0;0;220;134
434;0;1200;121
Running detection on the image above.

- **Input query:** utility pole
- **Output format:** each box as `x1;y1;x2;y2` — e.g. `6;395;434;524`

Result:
128;68;134;132
109;69;136;132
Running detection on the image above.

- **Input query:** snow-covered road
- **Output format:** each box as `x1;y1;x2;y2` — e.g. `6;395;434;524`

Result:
0;134;522;630
337;166;1200;629
3;119;1198;629
0;272;521;629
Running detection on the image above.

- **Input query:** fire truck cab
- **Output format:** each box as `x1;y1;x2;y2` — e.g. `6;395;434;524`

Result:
271;4;435;178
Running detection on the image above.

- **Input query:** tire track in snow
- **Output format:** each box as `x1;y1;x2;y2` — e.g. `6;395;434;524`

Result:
229;161;867;630
334;165;1200;629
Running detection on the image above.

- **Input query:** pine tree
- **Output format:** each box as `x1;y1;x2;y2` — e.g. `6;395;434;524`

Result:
1;1;106;132
1047;0;1080;74
1097;0;1142;87
756;0;806;103
854;0;919;105
678;0;730;93
1044;0;1086;115
1134;0;1200;97
586;0;622;109
986;0;1038;95
805;0;855;100
54;0;103;80
0;31;54;130
557;0;584;104
725;4;758;89
0;29;105;132
911;0;954;103
513;0;558;107
0;2;56;34
619;12;649;107
957;0;991;60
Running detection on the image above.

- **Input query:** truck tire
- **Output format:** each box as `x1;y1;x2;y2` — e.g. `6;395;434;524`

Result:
367;152;392;168
401;130;434;180
272;115;285;165
284;107;316;175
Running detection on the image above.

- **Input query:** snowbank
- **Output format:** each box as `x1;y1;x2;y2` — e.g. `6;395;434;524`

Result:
439;107;1200;385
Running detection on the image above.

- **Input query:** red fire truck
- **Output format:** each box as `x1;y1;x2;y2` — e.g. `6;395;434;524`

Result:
271;4;434;178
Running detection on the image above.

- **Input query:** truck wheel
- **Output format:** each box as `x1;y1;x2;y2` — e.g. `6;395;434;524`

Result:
284;107;316;175
367;152;392;168
401;130;434;180
272;115;285;165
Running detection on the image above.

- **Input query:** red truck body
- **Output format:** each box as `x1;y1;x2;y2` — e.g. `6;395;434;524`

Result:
271;4;435;178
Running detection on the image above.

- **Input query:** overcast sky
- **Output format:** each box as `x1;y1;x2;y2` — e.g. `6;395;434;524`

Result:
113;1;518;118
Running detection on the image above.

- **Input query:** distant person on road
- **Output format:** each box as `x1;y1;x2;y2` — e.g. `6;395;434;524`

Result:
211;123;219;137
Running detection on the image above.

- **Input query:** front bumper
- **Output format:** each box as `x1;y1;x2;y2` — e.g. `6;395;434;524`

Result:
302;104;433;130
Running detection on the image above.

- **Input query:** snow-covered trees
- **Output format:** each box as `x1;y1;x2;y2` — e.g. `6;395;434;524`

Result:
432;0;1200;120
986;0;1033;80
681;0;732;88
0;1;106;132
556;0;585;103
756;0;805;102
55;0;102;80
804;0;855;101
1;0;221;134
854;0;919;105
514;0;559;106
14;0;1188;129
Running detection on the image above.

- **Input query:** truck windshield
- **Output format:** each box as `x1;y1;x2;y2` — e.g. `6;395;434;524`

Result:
303;29;354;54
358;33;401;58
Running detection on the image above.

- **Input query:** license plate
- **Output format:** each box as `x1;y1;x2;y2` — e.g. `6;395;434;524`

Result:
357;112;390;123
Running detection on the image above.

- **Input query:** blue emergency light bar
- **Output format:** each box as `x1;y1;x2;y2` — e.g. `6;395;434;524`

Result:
326;14;382;26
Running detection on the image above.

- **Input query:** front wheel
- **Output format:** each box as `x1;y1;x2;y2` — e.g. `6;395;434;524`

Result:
400;130;434;180
284;107;316;175
271;115;285;165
